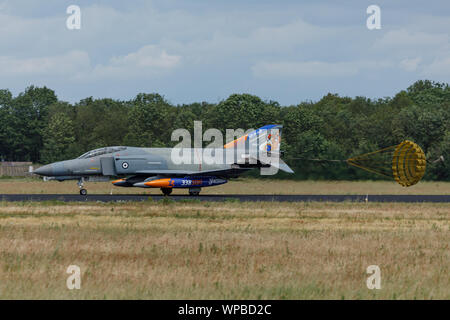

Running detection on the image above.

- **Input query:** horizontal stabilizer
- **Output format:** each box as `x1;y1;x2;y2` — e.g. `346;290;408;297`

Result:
278;159;294;173
247;156;294;173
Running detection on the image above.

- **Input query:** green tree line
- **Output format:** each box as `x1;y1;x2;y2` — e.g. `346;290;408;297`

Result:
0;80;448;180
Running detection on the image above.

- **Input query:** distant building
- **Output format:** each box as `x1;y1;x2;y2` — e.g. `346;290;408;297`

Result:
0;162;33;177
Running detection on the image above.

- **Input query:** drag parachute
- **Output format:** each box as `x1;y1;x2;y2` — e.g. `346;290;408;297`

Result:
347;140;426;187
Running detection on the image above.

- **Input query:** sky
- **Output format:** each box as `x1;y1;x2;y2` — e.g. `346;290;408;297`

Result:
0;0;449;105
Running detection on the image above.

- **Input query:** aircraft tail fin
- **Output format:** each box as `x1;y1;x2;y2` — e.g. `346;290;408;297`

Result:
223;124;283;154
223;124;293;173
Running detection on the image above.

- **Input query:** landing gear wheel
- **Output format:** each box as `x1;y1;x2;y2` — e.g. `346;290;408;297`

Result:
77;178;87;195
189;188;201;196
161;188;172;196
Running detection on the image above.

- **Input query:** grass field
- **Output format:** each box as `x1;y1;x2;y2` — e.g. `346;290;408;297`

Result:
0;200;448;299
1;177;450;195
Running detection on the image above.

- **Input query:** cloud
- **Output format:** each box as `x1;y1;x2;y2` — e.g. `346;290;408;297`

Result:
251;60;394;78
91;45;181;78
374;29;448;49
110;45;180;69
400;57;421;72
421;57;450;76
372;28;449;77
160;18;342;65
0;1;448;104
0;44;180;81
0;50;90;77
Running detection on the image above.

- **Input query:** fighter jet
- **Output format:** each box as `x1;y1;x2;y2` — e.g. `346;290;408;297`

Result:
34;125;294;195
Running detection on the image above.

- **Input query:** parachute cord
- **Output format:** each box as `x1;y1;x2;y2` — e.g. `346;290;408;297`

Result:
285;157;346;162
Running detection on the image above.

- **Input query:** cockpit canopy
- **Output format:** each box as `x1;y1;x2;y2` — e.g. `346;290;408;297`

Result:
77;146;127;159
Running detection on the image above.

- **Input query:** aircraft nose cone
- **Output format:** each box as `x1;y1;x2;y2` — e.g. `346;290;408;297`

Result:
34;164;53;176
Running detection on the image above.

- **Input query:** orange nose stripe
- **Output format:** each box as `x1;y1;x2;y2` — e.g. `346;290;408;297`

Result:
144;178;172;188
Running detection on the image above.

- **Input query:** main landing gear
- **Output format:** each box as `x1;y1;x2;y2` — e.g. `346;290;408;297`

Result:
189;188;201;196
78;178;87;195
159;187;202;196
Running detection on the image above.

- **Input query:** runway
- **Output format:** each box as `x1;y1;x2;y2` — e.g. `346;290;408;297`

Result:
1;194;450;203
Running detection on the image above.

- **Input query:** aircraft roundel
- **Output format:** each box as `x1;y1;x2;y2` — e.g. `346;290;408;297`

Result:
122;162;129;169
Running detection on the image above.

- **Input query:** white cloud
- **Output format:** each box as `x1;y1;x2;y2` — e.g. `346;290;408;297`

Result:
161;18;342;65
252;60;394;78
0;44;180;81
0;50;90;76
372;28;449;77
252;61;357;78
110;45;180;69
0;1;448;104
91;45;181;79
400;57;421;72
374;29;448;49
421;57;450;76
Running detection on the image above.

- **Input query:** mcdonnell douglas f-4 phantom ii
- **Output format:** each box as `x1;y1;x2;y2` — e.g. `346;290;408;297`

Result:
34;125;294;195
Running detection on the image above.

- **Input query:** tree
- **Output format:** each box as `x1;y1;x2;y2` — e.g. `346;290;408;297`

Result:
4;86;58;161
0;90;14;160
407;80;450;106
41;113;76;164
392;105;446;153
213;94;280;133
0;81;447;181
124;93;175;147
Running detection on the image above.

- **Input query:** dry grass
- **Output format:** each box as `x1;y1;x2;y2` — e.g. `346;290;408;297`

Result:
0;200;448;299
0;178;449;195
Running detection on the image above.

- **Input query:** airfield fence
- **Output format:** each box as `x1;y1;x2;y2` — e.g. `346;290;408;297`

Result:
0;162;35;177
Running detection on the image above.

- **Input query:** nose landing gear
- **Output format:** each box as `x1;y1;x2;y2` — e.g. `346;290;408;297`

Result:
78;178;87;195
